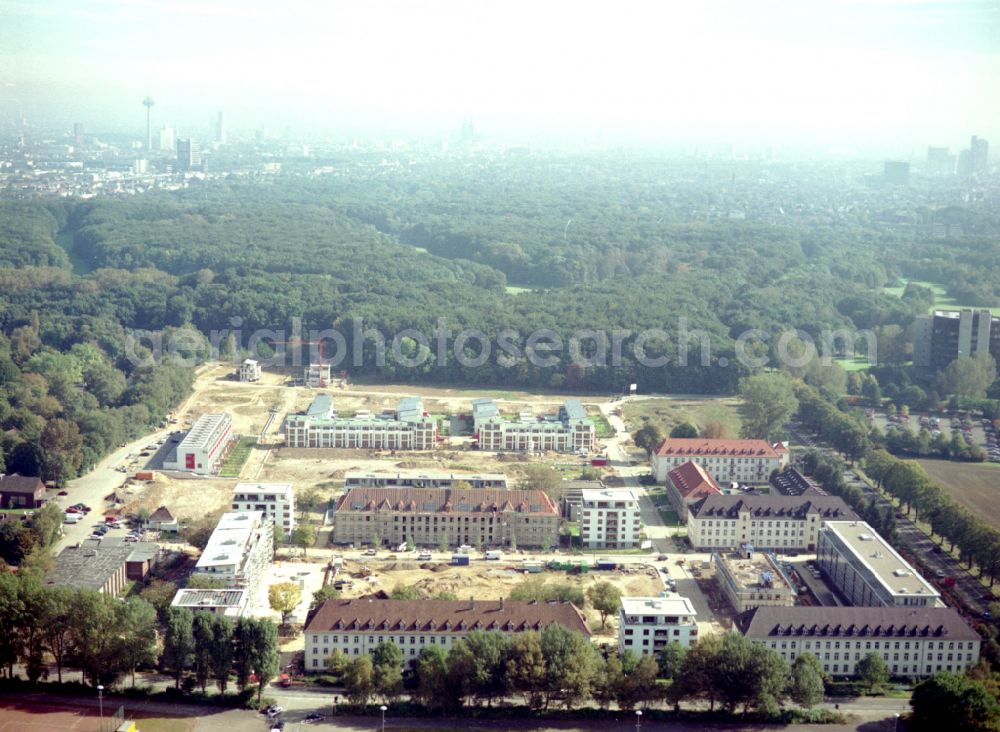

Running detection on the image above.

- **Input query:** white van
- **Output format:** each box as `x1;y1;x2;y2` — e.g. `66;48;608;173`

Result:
485;550;503;561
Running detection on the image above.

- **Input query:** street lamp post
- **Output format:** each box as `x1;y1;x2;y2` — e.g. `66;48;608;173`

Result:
380;704;387;732
97;684;104;732
635;709;642;732
894;712;900;732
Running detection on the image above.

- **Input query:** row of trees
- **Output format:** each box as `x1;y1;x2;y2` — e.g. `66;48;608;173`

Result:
0;571;157;687
0;569;280;700
865;450;1000;585
161;608;279;701
329;629;836;716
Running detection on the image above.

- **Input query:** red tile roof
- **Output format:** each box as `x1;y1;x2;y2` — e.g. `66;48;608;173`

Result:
306;598;591;636
654;438;784;459
667;460;722;501
335;487;558;516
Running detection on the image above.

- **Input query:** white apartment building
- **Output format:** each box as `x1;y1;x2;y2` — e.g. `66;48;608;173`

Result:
619;596;699;655
687;494;856;552
232;482;296;538
818;521;941;608
580;488;641;549
162;413;235;475
473;398;595;453
238;359;261;382
285;396;437;450
651;438;789;484
304;598;590;671
739;606;980;678
304;363;332;387
192;511;273;597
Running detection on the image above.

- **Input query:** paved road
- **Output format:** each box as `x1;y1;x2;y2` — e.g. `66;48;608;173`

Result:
1;688;907;732
51;365;210;553
788;423;988;617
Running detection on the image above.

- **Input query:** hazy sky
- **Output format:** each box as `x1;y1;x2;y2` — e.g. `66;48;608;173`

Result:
1;0;999;151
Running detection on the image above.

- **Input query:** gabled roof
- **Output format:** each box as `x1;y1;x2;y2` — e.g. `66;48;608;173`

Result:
148;505;175;522
668;460;722;501
736;606;979;641
0;474;45;494
654;438;784;459
688;494;857;520
306;598;591;637
336;487;559;516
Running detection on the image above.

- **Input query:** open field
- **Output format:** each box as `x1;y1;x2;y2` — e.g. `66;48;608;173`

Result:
832;355;872;372
116;473;234;524
333;559;666;640
884;279;1000;316
621;397;743;439
917;458;1000;530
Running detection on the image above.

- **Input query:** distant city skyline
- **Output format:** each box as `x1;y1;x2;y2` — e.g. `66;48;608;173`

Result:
1;0;999;154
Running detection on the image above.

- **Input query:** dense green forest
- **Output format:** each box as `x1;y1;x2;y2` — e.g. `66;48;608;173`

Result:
1;153;998;484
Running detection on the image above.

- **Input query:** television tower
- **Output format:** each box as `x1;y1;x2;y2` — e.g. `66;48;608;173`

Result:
142;95;155;150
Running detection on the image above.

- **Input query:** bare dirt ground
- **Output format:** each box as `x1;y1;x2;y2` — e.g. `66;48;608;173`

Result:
116;473;235;523
330;560;664;641
918;458;1000;531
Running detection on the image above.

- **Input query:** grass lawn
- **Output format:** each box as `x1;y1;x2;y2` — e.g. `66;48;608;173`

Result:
591;414;615;438
218;437;257;478
505;284;533;295
832;355;873;372
657;508;682;526
622;397;743;439
885;279;1000;316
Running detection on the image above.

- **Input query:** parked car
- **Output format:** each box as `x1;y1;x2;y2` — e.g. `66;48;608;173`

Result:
57;490;68;496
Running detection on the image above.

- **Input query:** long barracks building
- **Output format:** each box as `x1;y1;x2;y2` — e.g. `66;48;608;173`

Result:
305;598;590;670
331;486;560;548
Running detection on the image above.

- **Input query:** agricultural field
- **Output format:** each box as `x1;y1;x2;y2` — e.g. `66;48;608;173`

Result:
917;459;1000;531
621;396;743;439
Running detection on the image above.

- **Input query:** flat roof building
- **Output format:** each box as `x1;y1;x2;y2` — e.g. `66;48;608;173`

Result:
285;396;436;450
912;309;1000;372
232;482;295;538
47;537;159;596
580;488;641;549
170;588;248;618
305;598;590;671
818;521;941;608
162;413;235;475
713;548;796;613
238;359;261;382
193;511;273;597
473;398;595;453
737;605;980;678
619;595;699;655
652;438;789;484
